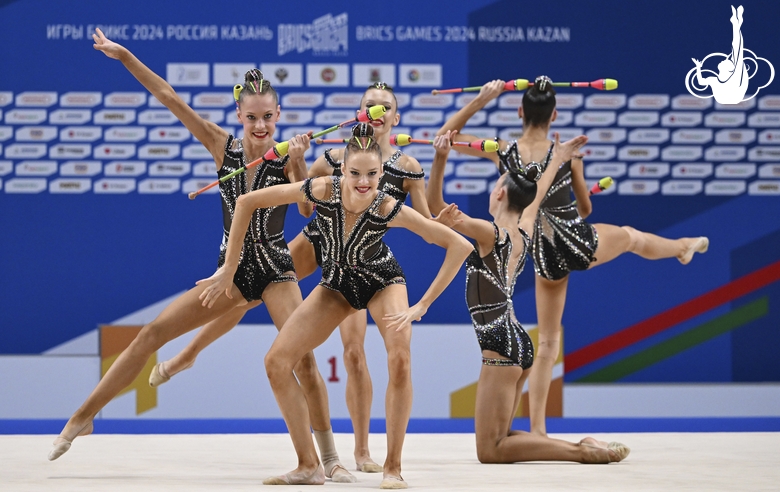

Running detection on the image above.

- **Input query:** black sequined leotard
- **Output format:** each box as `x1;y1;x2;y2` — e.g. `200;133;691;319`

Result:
301;175;406;310
303;149;423;267
466;223;534;368
499;141;598;281
217;135;297;302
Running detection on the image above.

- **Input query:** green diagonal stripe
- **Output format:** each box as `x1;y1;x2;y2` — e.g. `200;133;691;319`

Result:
576;297;769;383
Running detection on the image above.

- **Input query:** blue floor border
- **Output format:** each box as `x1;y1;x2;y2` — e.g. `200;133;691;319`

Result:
3;417;780;435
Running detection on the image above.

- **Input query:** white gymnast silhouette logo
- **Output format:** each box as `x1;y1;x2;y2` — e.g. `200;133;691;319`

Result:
685;5;774;104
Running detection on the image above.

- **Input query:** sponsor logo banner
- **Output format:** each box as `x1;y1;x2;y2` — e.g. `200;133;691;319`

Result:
586;128;626;143
672;163;713;178
617;111;660;127
315;110;355;125
279;110;313;125
671;129;713;144
628;163;670;178
0;92;12;106
550;111;573;126
628;94;669;109
759;163;780;178
6;109;47;124
16;160;57;176
149;161;191;177
60;126;102;142
192;161;216;177
60;161;102;176
5;143;47;158
585;94;626;109
671;95;713;109
705;112;746;127
104;92;147;108
618;145;660;160
455;162;497;178
456;94;497;109
94;178;136;193
0;161;12;175
193;92;233;108
282;93;325;108
193;110;224;124
15;92;57;107
629;128;670;144
166;63;210;87
574;111;616;126
714;98;756;110
105;126;147;142
4;178;47;193
411;127;442;140
445;178;487;194
554;94;584;110
448;110;486;126
660;145;703;161
715;163;756;178
182;178;220;194
395;93;411;109
581;145;617;160
398;64;442;88
402;146;436;160
498;94;524;109
59;92;102;107
661;180;703;195
352;64;396;87
548;128;584;142
306;64;350;87
260;63;304;87
749;180;780;195
94;110;136;125
705;180;746;195
182;144;211;159
139;144;181;159
149;92;190;108
49;178;91;194
49;109;91;125
0;126;11;141
104;161;146;176
748;146;780;161
15;126;57;141
758;95;780;110
50;144;92;159
714;129;756;144
661;111;703;127
413;93;453;109
704;146;746;161
213;64;256;87
94;144;136;159
748;112;780;127
585;162;626;178
138;110;178;125
617;179;660;195
758;130;780;144
138;178;180;194
487;111;520;126
149;126;190;142
401;110;443;126
325;93;363;108
419;162;454;178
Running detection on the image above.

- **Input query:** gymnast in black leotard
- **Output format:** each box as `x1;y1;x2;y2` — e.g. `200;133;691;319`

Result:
427;127;630;465
199;123;472;487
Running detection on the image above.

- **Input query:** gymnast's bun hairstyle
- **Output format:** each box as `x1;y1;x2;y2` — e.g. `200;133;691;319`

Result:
521;75;556;127
233;69;278;106
499;156;540;213
344;123;382;163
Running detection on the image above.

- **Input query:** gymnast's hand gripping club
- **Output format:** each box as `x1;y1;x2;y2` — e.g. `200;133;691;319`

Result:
390;134;500;152
187;105;387;200
431;78;618;95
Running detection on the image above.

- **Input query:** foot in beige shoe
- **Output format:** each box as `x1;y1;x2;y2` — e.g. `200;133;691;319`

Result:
578;437;629;464
608;441;631;461
357;458;383;473
262;464;325;485
48;421;94;461
380;475;408;489
149;362;171;387
328;463;357;483
679;237;709;265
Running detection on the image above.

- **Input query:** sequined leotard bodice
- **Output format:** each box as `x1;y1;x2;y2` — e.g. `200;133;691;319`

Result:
304;148;424;266
217;135;296;301
465;223;534;368
498;141;598;281
301;175;406;310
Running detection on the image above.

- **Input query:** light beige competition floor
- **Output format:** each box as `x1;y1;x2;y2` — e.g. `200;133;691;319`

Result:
4;432;779;491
